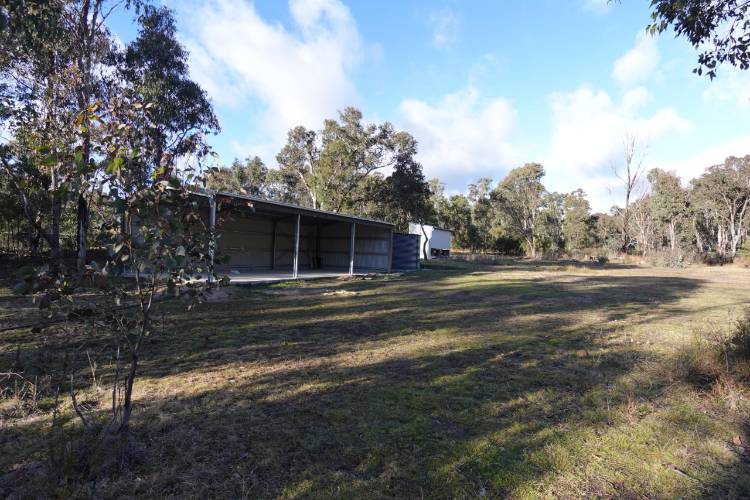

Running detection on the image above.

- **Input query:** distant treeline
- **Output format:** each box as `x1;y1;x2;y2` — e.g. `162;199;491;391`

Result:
205;120;750;262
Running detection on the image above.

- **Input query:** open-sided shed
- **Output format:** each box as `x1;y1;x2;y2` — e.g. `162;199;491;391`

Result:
204;192;395;284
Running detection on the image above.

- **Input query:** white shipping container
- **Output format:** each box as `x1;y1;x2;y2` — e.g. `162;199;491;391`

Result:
407;223;452;259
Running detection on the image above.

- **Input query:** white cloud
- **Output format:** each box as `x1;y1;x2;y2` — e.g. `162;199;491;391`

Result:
180;0;363;149
398;87;519;187
661;134;750;184
427;8;459;48
547;86;691;172
612;33;660;88
702;66;750;108
544;86;692;210
620;86;651;112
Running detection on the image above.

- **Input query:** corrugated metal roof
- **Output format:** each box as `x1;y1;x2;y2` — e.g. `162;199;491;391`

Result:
195;189;395;228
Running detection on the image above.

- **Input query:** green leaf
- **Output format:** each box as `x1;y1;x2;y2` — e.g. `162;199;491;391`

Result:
106;156;125;175
152;166;166;180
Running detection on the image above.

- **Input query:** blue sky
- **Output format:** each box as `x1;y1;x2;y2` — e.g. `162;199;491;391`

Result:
111;0;750;211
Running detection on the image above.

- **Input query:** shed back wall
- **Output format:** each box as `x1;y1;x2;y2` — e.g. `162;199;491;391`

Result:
217;212;391;273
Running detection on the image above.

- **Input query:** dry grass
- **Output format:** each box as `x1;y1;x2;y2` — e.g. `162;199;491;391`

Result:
1;260;750;498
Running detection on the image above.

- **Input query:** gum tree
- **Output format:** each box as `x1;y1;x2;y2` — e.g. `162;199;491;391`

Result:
562;189;595;251
15;96;222;456
648;168;688;251
0;0;74;268
492;163;547;258
276;108;394;211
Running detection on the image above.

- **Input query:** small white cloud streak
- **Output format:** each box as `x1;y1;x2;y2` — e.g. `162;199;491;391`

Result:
427;7;459;48
612;33;660;88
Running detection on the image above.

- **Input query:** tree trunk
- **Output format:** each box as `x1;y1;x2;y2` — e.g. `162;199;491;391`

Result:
118;352;138;434
76;194;89;272
74;0;95;274
49;194;62;267
728;198;749;258
693;216;703;253
730;234;739;257
669;220;676;251
30;229;41;257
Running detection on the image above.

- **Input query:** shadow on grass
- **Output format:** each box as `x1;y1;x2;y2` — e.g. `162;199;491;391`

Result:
125;342;652;497
3;266;748;497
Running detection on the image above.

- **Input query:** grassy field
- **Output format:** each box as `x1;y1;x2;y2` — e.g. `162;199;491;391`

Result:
2;260;750;498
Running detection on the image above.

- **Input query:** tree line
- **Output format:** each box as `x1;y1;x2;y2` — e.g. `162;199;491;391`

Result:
207;121;750;262
204;106;434;235
427;152;750;262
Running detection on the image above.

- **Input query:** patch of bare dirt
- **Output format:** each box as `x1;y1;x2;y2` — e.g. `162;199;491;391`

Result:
321;290;358;297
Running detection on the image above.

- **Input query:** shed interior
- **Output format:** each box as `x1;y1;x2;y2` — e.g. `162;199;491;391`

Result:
214;199;393;282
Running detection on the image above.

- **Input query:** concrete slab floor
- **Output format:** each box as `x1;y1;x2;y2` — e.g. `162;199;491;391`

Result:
222;269;361;285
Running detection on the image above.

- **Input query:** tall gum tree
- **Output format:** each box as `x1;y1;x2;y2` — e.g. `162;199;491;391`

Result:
276;108;393;212
2;2;59;262
492;163;547;258
648;168;688;252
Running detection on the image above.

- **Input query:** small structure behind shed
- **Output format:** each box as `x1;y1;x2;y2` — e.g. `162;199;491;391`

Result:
408;223;452;259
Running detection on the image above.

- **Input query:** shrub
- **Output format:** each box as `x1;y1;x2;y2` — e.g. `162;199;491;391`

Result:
738;239;750;258
491;236;524;255
648;250;687;268
671;337;723;388
702;252;732;266
730;313;750;360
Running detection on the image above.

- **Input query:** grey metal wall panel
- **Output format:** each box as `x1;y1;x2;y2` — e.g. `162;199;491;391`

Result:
216;213;392;273
317;222;390;271
217;214;274;270
271;221;317;270
354;225;390;271
318;222;350;269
